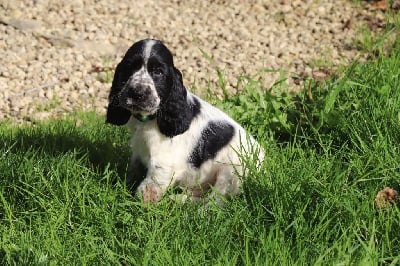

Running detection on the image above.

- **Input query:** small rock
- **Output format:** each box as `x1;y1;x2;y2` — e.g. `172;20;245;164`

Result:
392;0;400;10
32;111;52;121
5;18;43;31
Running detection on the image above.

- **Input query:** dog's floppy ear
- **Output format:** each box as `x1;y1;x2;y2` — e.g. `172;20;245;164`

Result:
106;62;131;125
157;67;192;137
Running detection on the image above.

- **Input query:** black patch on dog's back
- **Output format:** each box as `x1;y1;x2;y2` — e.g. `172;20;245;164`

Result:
189;121;235;168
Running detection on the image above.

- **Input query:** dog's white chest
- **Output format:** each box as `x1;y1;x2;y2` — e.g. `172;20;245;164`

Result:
129;120;198;179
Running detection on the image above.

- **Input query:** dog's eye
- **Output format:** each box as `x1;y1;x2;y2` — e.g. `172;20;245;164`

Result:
150;67;163;76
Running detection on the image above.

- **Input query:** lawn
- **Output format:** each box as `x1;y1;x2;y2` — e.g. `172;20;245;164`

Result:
1;26;400;266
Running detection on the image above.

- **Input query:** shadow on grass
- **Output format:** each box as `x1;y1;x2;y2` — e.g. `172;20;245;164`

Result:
2;117;131;182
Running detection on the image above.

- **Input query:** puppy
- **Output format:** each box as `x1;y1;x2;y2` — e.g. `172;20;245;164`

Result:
106;39;263;203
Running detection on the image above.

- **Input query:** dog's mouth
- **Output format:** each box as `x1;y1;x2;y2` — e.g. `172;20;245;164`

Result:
127;101;158;122
116;86;160;116
123;98;158;114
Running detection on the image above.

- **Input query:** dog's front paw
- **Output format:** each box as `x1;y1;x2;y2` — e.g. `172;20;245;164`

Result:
142;184;162;203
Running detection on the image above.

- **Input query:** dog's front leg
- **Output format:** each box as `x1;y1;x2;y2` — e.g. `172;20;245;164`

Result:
137;168;172;203
127;155;147;191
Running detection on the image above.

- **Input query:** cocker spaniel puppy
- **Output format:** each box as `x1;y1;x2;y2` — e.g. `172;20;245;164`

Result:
106;39;263;203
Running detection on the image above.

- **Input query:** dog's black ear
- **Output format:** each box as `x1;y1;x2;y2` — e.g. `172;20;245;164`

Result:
157;67;192;137
106;63;131;125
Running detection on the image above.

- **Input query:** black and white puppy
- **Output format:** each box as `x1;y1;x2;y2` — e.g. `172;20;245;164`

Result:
106;39;263;203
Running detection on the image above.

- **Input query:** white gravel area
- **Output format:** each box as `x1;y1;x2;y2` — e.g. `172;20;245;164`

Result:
0;0;386;122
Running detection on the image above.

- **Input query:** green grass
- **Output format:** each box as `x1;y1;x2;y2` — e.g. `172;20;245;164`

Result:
2;33;400;266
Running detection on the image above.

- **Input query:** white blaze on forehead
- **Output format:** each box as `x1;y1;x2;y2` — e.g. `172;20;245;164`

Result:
143;39;157;63
130;39;157;82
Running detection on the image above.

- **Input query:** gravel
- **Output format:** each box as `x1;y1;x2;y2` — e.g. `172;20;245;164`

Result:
0;0;386;122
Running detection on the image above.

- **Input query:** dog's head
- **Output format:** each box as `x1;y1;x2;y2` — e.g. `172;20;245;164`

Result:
106;39;187;129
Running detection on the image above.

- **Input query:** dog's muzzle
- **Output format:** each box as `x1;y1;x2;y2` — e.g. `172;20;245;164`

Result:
118;74;160;114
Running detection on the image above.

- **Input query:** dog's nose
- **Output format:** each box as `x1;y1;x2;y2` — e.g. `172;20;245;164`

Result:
127;85;151;100
127;88;143;100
